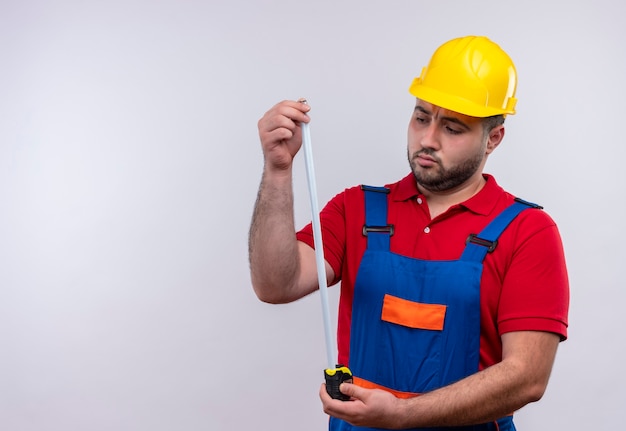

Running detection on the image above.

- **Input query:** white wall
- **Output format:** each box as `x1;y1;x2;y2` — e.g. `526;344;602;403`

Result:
1;0;624;430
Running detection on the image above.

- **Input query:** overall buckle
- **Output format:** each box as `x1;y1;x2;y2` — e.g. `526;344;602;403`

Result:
466;234;497;253
362;225;395;236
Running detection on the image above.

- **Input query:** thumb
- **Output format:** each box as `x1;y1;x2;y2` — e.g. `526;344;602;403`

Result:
339;382;365;400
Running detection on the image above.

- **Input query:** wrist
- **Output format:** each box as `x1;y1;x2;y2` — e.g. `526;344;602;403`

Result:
392;397;424;429
263;164;293;183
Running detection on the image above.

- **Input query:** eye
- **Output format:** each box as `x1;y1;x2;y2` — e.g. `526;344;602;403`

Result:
445;125;463;135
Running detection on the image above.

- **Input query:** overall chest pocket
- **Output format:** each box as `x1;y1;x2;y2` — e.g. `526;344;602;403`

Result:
381;294;447;330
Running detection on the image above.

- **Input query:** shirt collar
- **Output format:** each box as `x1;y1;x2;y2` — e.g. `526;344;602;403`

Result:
392;173;503;216
394;173;421;201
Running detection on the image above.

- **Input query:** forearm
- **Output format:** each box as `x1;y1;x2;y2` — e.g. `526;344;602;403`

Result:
396;331;559;428
398;359;539;427
249;168;301;303
322;331;559;429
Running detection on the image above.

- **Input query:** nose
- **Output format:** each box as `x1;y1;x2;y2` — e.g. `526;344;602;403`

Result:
419;122;441;150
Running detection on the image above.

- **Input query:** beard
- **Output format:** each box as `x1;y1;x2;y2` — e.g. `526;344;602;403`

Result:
408;148;485;192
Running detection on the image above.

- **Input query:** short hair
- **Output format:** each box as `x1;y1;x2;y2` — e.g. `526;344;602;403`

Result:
482;115;505;135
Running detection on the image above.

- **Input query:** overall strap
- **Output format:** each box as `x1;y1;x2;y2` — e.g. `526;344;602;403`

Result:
460;198;543;263
361;185;393;251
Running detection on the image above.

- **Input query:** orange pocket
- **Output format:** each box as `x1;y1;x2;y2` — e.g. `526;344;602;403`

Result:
381;294;446;330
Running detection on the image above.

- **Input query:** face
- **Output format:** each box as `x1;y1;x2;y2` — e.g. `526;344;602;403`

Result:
407;100;503;193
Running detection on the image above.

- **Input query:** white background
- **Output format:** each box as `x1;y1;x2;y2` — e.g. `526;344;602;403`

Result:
1;0;624;430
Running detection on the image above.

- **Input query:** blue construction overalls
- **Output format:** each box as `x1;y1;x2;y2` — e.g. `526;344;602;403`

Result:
330;186;541;431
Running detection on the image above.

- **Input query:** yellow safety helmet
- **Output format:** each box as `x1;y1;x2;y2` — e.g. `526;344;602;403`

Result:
409;36;517;117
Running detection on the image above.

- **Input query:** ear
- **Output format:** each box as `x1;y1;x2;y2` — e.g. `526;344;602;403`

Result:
486;125;505;154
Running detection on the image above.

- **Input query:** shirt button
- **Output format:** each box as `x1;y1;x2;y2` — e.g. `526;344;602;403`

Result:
416;197;423;204
424;226;431;234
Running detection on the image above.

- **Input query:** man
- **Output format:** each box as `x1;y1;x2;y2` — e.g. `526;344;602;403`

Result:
249;36;569;430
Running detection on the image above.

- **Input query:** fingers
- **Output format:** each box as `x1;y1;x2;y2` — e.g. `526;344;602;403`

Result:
257;99;312;171
319;383;362;424
319;383;362;411
320;382;360;400
320;383;402;429
258;99;311;142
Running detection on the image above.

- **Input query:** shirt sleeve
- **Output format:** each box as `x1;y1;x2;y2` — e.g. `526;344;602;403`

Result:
496;211;570;340
296;190;348;286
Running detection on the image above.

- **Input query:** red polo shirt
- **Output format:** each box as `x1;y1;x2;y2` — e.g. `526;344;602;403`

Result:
296;173;569;369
